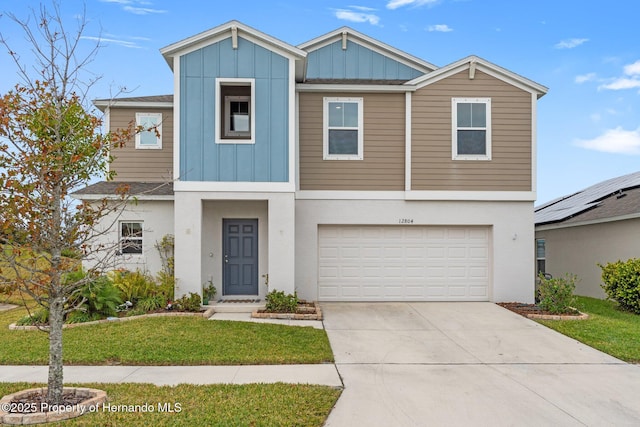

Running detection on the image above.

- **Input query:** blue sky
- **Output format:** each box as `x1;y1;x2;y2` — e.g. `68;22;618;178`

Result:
0;0;639;204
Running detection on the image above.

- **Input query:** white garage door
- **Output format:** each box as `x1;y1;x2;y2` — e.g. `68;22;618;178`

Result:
318;225;490;301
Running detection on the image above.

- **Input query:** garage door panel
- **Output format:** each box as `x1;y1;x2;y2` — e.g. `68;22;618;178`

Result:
318;225;490;301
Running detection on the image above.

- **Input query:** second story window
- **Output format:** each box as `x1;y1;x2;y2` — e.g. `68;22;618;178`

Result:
135;113;162;149
216;78;255;144
323;97;364;160
452;98;491;160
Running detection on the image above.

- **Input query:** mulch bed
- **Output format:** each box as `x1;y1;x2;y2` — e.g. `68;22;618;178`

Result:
498;302;587;320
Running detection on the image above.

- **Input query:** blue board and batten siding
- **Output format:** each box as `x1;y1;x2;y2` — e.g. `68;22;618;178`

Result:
306;40;423;80
180;36;289;182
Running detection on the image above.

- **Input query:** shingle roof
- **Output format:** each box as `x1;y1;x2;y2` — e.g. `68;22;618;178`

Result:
535;171;640;225
73;181;174;197
303;78;409;85
93;95;173;104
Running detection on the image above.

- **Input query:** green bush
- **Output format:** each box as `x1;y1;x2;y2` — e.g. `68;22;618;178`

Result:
155;271;175;302
67;271;122;319
265;290;298;313
600;258;640;313
174;292;202;312
137;294;165;312
16;308;48;326
537;273;577;314
109;270;157;303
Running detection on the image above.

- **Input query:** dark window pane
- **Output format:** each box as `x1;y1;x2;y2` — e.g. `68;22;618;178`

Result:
537;259;546;274
471;103;486;127
121;239;142;254
328;129;358;155
457;130;486;155
457;103;472;127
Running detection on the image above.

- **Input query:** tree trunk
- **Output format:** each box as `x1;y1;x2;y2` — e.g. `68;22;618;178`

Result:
47;294;64;405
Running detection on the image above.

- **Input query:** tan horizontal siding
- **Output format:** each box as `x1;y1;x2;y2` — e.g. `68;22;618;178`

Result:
411;70;532;191
109;107;173;182
299;92;405;191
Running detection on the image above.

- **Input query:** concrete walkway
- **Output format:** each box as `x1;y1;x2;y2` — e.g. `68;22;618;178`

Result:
0;364;342;387
322;302;640;427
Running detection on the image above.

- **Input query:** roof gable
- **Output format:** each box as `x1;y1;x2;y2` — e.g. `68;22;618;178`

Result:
298;26;436;79
406;55;548;98
160;20;307;80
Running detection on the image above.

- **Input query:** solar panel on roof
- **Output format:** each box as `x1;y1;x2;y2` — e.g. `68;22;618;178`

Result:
535;171;640;224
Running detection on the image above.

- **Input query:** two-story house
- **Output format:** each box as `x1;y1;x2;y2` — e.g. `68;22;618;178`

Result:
76;20;547;303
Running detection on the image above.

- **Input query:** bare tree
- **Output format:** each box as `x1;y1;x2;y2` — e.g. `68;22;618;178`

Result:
0;2;135;405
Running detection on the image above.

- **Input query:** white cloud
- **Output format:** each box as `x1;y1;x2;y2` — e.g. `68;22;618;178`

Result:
554;38;589;49
386;0;439;10
599;78;640;91
348;5;377;12
427;24;452;32
335;9;380;25
80;35;143;49
589;113;601;123
575;73;596;84
575;127;640;155
623;60;640;76
123;5;166;14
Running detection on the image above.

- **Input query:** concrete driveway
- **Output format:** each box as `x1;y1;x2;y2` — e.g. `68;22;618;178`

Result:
322;302;640;426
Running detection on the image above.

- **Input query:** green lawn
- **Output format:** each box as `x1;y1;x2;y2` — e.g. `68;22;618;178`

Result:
0;382;341;426
0;306;334;365
538;295;640;363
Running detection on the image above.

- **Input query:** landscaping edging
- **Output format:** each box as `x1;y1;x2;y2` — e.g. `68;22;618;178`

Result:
0;387;106;425
252;302;323;320
8;307;216;331
525;311;589;321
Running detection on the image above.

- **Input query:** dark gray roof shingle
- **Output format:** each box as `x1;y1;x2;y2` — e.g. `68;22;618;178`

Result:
73;181;173;197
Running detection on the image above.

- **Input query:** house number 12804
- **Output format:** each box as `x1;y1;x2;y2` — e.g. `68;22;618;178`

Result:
398;218;414;224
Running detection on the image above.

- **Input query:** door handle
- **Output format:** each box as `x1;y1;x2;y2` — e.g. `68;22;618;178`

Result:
224;254;229;263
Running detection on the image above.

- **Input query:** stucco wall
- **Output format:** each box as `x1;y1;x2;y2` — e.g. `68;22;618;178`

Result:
536;218;640;298
295;199;535;302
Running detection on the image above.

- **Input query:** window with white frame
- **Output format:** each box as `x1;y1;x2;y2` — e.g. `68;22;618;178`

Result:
452;98;491;160
323;97;364;160
135;113;162;149
216;78;255;143
536;238;546;274
120;222;143;255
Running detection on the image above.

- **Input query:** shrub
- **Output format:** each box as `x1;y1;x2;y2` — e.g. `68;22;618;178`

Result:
16;308;48;326
109;270;157;303
137;294;166;312
265;290;298;313
155;271;175;302
600;258;640;314
67;272;122;319
174;293;202;312
537;273;577;314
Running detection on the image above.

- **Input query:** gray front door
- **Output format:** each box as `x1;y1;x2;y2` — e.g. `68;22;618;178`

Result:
222;219;258;296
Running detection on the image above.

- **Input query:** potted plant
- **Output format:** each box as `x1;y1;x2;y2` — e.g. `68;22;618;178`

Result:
202;280;217;305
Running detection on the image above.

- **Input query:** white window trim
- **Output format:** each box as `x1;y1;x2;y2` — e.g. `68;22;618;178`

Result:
323;97;364;160
452;97;491;161
215;78;256;144
135;112;162;149
119;221;143;256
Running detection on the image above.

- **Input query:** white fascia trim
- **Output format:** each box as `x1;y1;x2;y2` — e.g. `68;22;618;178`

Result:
531;92;537;195
408;56;548;97
296;84;415;93
161;21;306;67
93;100;173;111
104;106;111;176
536;212;640;231
405;92;412;191
173;56;181;181
290;60;297;189
73;194;175;201
174;181;295;192
405;191;536;201
296;191;405;200
297;27;436;73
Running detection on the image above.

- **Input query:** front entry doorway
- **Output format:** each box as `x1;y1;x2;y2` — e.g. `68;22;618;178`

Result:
222;219;259;296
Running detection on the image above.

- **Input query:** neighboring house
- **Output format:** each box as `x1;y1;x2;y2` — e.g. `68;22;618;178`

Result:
75;20;547;303
535;171;640;298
